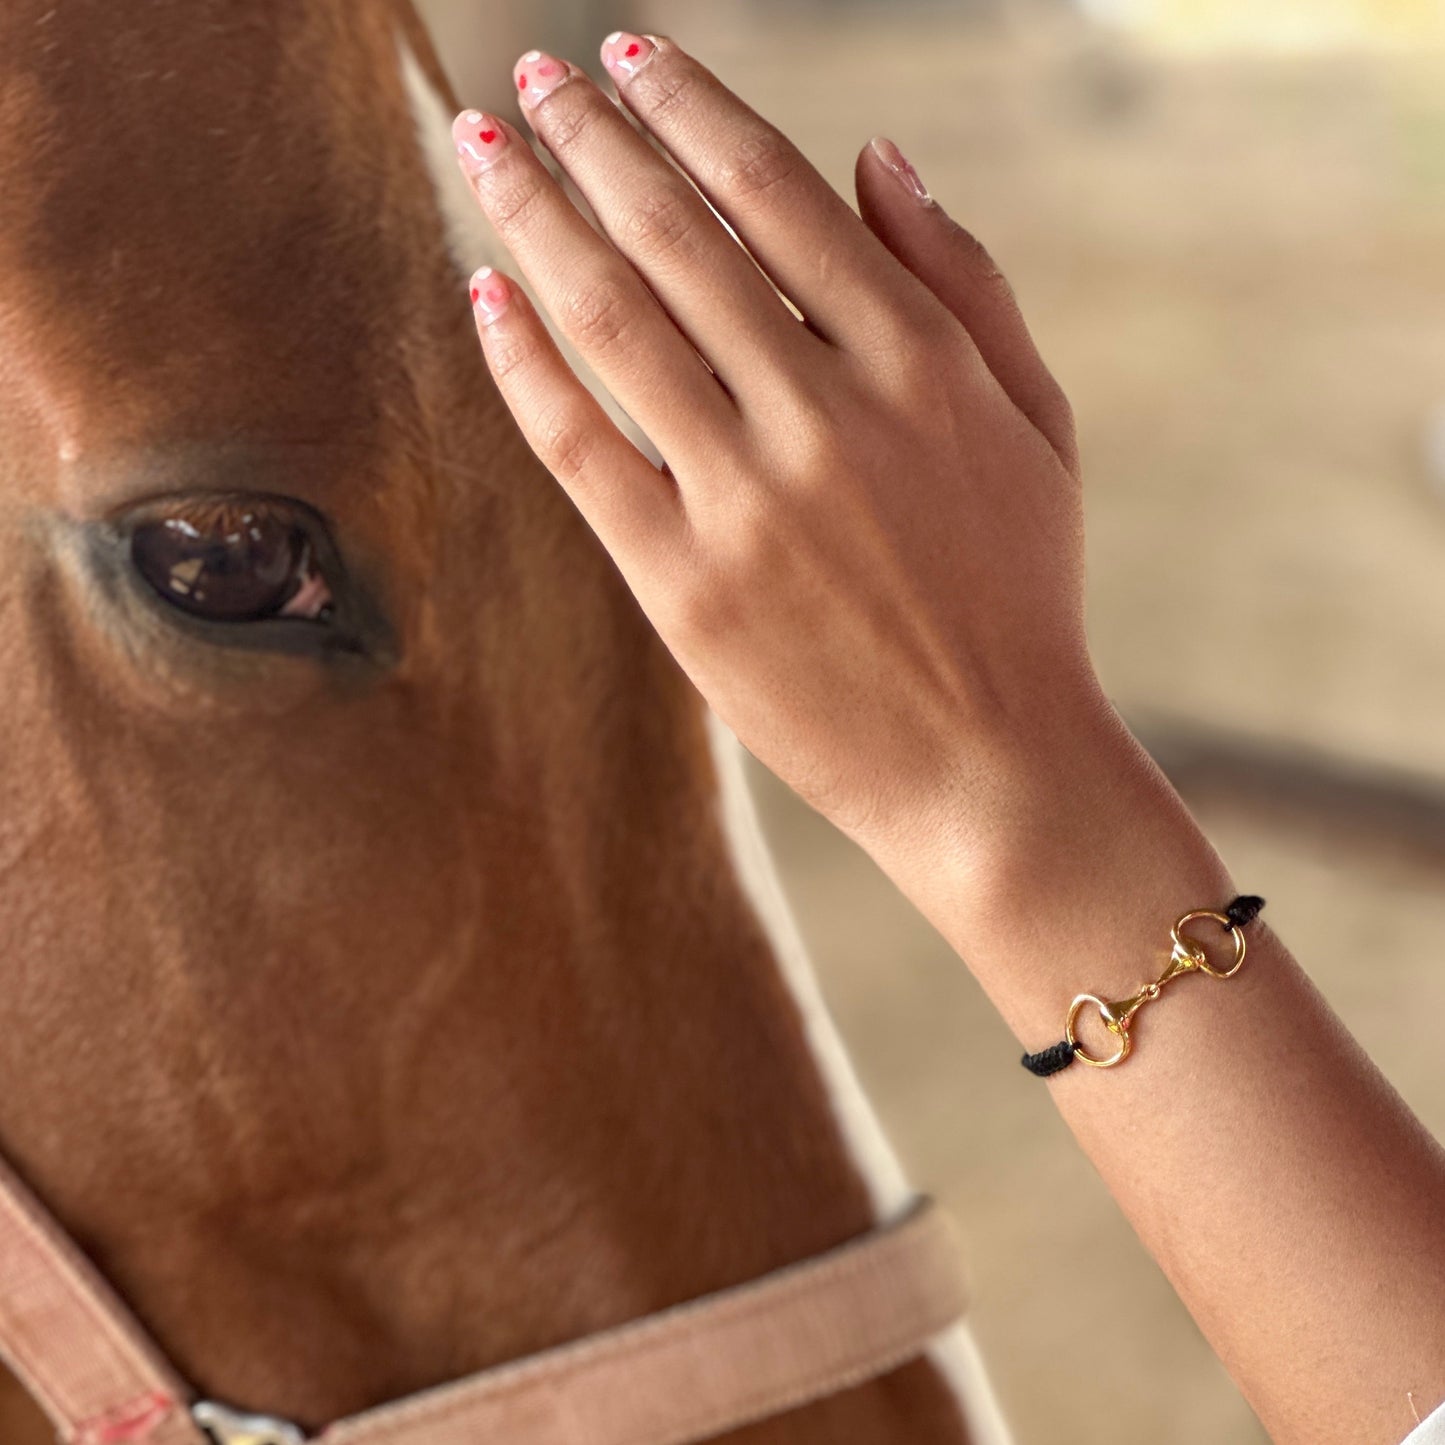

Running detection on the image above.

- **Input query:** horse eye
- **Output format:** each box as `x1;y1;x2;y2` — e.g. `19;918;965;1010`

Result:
129;499;334;623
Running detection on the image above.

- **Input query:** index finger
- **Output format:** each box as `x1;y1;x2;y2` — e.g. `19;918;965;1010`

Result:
600;33;941;351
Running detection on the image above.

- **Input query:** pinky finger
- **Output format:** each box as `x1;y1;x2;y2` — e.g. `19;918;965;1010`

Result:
469;266;685;572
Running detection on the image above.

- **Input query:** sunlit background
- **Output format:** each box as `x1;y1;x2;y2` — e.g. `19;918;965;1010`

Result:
427;2;1445;1440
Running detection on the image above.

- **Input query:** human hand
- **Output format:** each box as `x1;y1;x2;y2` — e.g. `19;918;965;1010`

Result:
452;33;1108;865
452;57;1445;1445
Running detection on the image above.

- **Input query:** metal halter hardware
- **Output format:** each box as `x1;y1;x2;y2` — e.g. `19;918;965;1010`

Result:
1064;909;1249;1068
192;1402;306;1445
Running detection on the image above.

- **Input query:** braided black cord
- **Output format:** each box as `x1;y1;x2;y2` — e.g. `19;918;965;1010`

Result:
1019;894;1265;1077
1225;894;1265;928
1019;1038;1079;1077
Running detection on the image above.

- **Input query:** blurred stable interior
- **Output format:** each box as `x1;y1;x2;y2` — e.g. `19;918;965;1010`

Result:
425;1;1445;1441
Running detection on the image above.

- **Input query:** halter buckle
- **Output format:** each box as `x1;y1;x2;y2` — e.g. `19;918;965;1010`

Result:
192;1401;306;1445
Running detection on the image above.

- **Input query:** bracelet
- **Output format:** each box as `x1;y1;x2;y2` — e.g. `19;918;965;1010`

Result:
1020;894;1265;1077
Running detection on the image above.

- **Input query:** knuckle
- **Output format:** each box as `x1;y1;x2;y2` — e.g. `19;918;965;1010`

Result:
636;58;706;124
534;404;597;485
559;275;634;354
780;419;836;477
869;308;970;399
992;268;1020;308
1035;380;1080;471
624;188;700;264
486;331;534;382
715;131;801;203
767;389;846;479
483;169;549;233
900;312;970;385
947;218;1008;286
915;304;969;354
1042;377;1076;431
540;94;603;159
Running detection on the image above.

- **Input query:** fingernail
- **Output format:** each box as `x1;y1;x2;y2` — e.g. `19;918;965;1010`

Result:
870;137;933;206
600;31;656;83
469;266;512;326
453;110;508;178
514;50;571;108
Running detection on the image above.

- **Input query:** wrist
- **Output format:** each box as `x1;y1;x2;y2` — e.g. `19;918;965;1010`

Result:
861;692;1236;1040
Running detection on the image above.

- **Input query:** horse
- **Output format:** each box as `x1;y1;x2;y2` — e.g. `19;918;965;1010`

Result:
0;2;1008;1441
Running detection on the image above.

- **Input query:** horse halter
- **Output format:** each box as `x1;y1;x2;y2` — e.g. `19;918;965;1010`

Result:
0;1140;968;1445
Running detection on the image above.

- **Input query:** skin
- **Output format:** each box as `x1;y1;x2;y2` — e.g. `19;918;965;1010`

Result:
457;32;1445;1445
0;4;972;1444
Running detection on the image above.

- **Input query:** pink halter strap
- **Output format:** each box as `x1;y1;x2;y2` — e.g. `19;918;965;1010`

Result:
0;1151;198;1445
0;1148;968;1445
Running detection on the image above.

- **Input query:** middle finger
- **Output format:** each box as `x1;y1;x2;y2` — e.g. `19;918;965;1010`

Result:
511;51;820;401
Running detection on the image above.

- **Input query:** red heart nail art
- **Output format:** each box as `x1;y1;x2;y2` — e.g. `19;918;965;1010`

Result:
516;73;526;90
453;110;507;173
601;33;654;78
537;62;559;77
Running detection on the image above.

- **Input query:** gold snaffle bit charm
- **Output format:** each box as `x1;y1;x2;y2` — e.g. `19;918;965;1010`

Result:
1063;909;1250;1069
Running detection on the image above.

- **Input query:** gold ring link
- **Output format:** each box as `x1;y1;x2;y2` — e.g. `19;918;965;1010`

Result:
1172;909;1248;978
1066;993;1132;1068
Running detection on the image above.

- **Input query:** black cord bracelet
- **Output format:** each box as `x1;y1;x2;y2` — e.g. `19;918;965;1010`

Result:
1020;894;1265;1077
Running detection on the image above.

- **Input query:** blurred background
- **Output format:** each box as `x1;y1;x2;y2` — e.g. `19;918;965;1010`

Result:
428;1;1445;1440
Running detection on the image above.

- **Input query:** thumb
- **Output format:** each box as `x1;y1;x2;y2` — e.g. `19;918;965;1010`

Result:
856;138;1079;479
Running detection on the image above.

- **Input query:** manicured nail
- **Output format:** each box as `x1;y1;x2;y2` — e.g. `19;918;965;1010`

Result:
514;50;571;108
870;137;933;206
452;110;508;178
600;31;656;82
469;267;512;326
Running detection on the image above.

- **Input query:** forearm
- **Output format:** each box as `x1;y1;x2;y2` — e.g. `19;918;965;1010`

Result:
870;704;1445;1445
